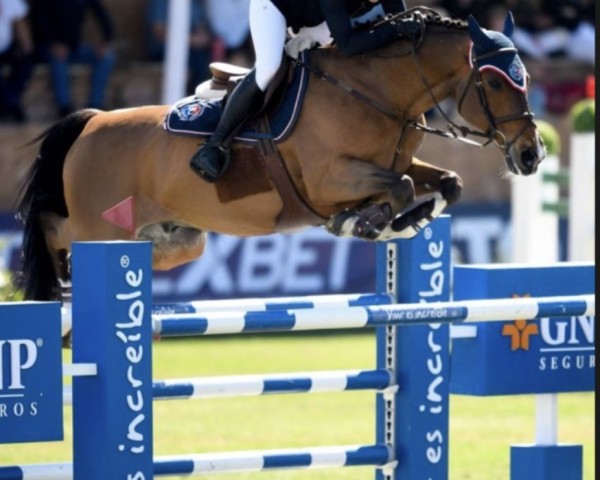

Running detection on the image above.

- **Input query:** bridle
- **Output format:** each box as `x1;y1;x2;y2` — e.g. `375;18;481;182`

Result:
405;37;536;164
294;13;537;164
447;47;535;153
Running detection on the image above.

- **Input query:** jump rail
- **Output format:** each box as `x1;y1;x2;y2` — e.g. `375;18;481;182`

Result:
62;368;394;405
0;445;393;480
151;295;593;337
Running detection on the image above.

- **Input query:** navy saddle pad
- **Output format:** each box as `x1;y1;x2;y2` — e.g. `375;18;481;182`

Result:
164;57;310;144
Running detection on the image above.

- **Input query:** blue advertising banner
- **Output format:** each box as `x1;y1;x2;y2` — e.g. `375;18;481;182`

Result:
0;302;63;443
72;242;154;480
376;216;451;480
451;264;595;395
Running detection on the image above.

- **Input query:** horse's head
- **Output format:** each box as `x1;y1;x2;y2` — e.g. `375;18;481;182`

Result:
456;13;545;175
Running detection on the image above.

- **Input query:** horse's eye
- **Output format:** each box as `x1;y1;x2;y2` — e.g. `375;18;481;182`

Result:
488;78;502;90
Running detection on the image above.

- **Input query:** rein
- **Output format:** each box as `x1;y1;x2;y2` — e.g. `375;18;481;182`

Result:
294;13;535;160
293;58;405;124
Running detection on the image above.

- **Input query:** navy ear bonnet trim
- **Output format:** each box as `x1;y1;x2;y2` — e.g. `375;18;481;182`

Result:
468;14;528;92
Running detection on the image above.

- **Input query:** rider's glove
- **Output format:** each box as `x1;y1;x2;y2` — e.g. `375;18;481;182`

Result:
285;36;319;59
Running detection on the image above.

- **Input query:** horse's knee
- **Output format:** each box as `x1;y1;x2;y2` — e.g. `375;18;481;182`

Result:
390;174;415;209
440;172;463;205
327;203;393;240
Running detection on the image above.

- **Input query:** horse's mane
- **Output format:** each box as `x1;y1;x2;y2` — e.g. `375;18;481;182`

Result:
396;6;468;31
315;7;468;60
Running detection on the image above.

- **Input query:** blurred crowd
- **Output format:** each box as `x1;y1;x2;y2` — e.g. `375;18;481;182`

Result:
0;0;253;123
0;0;595;124
431;0;595;65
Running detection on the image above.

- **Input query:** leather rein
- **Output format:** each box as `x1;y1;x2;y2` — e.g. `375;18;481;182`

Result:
293;18;535;163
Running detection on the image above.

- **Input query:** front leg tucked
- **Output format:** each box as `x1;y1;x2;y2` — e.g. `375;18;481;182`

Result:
322;156;462;242
406;157;463;205
377;191;447;240
326;175;416;240
326;202;393;239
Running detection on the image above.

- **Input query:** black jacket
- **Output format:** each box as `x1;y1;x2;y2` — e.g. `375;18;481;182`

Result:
272;0;407;55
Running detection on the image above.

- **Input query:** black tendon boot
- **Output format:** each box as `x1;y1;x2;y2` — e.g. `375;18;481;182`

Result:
190;71;264;182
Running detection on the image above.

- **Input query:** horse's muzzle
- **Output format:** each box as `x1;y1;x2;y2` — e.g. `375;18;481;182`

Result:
509;139;546;175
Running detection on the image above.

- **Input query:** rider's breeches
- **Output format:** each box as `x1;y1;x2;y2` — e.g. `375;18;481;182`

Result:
249;0;288;91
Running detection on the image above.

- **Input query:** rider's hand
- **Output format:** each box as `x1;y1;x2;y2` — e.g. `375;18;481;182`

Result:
285;36;318;59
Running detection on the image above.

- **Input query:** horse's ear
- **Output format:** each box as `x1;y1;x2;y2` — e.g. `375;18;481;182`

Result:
467;15;488;44
503;11;515;37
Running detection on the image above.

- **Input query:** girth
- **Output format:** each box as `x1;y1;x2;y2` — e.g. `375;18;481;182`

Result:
256;116;326;232
209;56;326;231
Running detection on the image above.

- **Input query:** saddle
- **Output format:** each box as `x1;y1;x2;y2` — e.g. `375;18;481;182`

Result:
192;57;326;232
195;59;293;119
195;63;250;100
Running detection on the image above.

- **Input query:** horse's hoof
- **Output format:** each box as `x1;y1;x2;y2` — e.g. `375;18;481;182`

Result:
391;198;436;235
327;206;390;240
326;210;357;237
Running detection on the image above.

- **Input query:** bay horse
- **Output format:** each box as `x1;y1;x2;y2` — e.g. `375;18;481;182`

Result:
16;9;544;305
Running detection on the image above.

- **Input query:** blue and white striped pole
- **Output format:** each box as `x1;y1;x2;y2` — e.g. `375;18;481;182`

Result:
152;293;393;314
63;369;394;404
150;295;593;337
153;444;393;475
153;369;393;399
0;445;392;479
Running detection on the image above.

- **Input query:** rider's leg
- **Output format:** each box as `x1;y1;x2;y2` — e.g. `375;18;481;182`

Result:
189;0;287;182
189;71;263;181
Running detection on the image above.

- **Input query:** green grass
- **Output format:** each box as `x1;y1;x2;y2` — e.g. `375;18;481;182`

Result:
0;334;595;479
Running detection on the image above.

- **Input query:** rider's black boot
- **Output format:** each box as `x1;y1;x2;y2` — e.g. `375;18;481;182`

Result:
190;71;264;182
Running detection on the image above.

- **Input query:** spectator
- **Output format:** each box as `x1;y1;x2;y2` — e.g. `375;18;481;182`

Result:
206;0;254;68
504;0;595;65
435;0;497;26
147;0;213;94
29;0;116;117
541;0;594;65
0;0;33;123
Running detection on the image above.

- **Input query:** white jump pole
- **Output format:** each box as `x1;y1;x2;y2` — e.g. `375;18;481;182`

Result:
511;152;560;448
511;154;560;264
162;0;191;104
567;131;595;261
568;77;595;261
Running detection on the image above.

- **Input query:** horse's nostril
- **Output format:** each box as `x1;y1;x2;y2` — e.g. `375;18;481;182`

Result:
520;148;537;170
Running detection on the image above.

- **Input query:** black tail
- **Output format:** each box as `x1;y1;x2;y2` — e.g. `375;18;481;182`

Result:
15;109;99;300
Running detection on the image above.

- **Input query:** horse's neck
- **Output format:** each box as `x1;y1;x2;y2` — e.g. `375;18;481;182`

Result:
312;28;471;118
411;28;472;114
